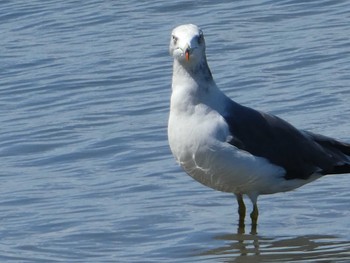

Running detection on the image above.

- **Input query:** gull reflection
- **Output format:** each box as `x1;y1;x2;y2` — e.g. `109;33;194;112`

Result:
198;230;350;262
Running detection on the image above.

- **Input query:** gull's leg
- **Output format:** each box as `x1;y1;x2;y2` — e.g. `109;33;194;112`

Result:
247;195;259;234
250;203;259;226
235;194;246;227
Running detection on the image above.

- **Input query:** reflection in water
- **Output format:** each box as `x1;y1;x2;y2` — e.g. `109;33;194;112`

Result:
198;228;350;262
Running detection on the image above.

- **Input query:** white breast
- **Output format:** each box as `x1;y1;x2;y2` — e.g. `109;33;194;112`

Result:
168;93;295;195
168;62;293;195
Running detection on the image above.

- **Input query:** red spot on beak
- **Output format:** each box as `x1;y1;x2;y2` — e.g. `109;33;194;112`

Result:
185;49;190;61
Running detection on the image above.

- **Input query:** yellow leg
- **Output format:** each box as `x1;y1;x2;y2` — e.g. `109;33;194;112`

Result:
236;194;246;226
250;203;259;226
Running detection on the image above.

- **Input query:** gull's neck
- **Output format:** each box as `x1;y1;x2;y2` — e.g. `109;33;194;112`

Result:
172;56;213;90
171;56;227;114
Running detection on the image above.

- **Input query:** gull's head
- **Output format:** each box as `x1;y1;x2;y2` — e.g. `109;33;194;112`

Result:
169;24;206;65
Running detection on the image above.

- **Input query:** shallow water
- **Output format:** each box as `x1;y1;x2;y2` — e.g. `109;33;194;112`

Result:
1;0;350;262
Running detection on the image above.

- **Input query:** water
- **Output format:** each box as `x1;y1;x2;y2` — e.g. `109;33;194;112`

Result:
1;0;350;262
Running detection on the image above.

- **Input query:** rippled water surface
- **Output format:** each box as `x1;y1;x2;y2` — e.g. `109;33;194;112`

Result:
1;0;350;262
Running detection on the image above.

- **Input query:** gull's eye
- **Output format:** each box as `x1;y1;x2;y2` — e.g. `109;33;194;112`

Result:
172;35;178;45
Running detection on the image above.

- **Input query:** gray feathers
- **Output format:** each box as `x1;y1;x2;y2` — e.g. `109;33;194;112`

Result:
224;100;350;180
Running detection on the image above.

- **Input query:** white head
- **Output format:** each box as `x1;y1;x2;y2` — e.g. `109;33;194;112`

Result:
169;24;206;67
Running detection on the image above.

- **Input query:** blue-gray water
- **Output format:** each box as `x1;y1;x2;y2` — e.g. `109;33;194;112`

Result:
1;1;350;262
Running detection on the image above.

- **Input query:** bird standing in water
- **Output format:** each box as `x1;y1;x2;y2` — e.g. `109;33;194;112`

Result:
168;24;350;228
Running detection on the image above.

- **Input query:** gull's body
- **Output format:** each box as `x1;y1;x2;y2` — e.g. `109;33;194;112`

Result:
168;24;350;226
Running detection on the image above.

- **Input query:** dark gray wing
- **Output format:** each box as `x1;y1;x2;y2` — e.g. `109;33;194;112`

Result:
223;101;350;180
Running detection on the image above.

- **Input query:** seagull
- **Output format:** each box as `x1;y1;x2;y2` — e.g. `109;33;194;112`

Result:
168;24;350;227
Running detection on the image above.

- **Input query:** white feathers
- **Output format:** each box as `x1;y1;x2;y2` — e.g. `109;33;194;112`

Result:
168;24;315;200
